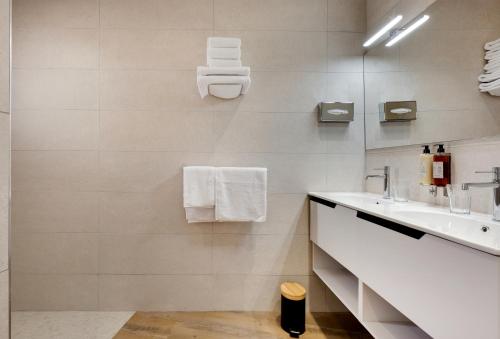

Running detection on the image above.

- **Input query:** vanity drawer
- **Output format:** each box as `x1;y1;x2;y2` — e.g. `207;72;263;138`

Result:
310;200;359;273
355;214;499;339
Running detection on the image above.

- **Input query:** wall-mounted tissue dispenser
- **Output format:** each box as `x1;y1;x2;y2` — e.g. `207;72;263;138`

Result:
318;102;354;122
379;101;417;122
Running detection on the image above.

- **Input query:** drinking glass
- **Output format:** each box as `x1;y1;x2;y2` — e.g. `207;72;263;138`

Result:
446;184;471;214
393;179;410;202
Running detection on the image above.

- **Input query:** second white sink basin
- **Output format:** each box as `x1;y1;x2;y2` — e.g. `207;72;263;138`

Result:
392;210;500;249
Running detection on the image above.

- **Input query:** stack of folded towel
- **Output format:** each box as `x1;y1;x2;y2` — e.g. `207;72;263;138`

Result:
197;37;251;99
479;38;500;96
183;166;267;223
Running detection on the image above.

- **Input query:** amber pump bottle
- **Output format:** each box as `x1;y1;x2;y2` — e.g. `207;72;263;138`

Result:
432;144;451;187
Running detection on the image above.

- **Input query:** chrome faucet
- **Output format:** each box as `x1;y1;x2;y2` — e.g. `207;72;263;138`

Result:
366;166;391;199
462;167;500;221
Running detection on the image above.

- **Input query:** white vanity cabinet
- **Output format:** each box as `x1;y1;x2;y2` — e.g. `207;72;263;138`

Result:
310;196;500;339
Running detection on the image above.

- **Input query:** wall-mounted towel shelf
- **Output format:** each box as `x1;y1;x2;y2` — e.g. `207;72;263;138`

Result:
197;37;251;99
479;38;500;96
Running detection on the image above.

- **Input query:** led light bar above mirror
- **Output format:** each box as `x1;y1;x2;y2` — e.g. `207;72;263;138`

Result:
386;15;430;47
363;15;402;48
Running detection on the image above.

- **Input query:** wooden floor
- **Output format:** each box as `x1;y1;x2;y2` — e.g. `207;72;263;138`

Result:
113;311;373;339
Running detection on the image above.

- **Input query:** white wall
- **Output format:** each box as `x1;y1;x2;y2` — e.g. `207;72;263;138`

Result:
11;0;367;312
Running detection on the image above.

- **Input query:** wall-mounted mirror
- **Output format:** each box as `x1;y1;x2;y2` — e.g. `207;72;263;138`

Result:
364;0;500;150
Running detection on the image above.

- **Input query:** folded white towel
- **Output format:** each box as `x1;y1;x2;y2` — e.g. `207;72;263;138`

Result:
485;59;500;72
207;47;241;60
183;166;215;208
197;75;251;98
208;37;241;48
207;59;243;68
479;71;500;83
197;66;250;77
485;38;500;51
485;50;500;60
185;207;215;223
215;167;267;222
489;87;500;96
479;78;500;91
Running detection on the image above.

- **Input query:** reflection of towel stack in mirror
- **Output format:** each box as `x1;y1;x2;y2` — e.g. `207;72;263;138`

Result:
479;38;500;96
196;37;251;99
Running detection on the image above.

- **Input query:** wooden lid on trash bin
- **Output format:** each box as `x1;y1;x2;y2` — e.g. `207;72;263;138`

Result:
280;282;306;301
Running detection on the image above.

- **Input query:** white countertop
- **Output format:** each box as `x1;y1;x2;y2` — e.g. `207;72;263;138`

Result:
309;192;500;256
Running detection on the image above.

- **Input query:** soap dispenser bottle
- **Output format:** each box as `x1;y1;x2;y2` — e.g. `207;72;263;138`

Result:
432;144;451;187
419;145;433;185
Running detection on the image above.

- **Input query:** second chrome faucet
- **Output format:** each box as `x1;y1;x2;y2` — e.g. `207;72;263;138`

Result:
366;166;391;199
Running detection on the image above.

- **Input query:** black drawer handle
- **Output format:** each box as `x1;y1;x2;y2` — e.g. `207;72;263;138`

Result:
309;195;336;209
357;211;425;239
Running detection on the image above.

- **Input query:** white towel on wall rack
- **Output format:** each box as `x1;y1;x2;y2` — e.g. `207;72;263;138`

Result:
479;78;500;91
485;50;500;60
478;71;500;83
197;66;250;77
485;38;500;51
208;37;241;48
207;47;241;60
207;59;242;67
183;166;267;223
197;75;251;98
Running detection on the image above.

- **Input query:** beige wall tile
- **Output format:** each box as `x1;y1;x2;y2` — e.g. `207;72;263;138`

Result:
100;70;208;111
12;191;100;233
99;234;212;274
12;151;100;192
99;191;212;234
13;0;99;29
213;194;308;235
0;0;9;113
10;0;369;312
328;0;366;32
215;31;327;72
0;270;8;338
326;154;365;192
213;153;327;194
212;274;339;312
234;71;327;114
13;28;99;69
327;32;365;72
12;233;99;274
0;114;8;272
12;109;99;150
99;151;213;193
323;116;365;155
214;111;327;154
101;29;210;70
100;110;214;152
99;275;214;311
100;0;213;30
11;273;98;311
214;0;327;31
13;69;98;110
326;72;365;115
213;234;309;275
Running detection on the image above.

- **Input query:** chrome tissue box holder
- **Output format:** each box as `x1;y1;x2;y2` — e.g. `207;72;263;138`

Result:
318;102;354;123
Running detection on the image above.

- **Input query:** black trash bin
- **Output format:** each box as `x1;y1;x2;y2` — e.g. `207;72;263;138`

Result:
280;282;306;338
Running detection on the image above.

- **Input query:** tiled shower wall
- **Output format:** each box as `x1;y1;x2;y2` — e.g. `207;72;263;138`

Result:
10;0;366;311
0;0;9;336
0;0;9;335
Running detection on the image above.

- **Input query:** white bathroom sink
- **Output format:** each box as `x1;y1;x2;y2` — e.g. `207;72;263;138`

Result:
309;192;500;255
392;210;500;250
321;192;394;206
